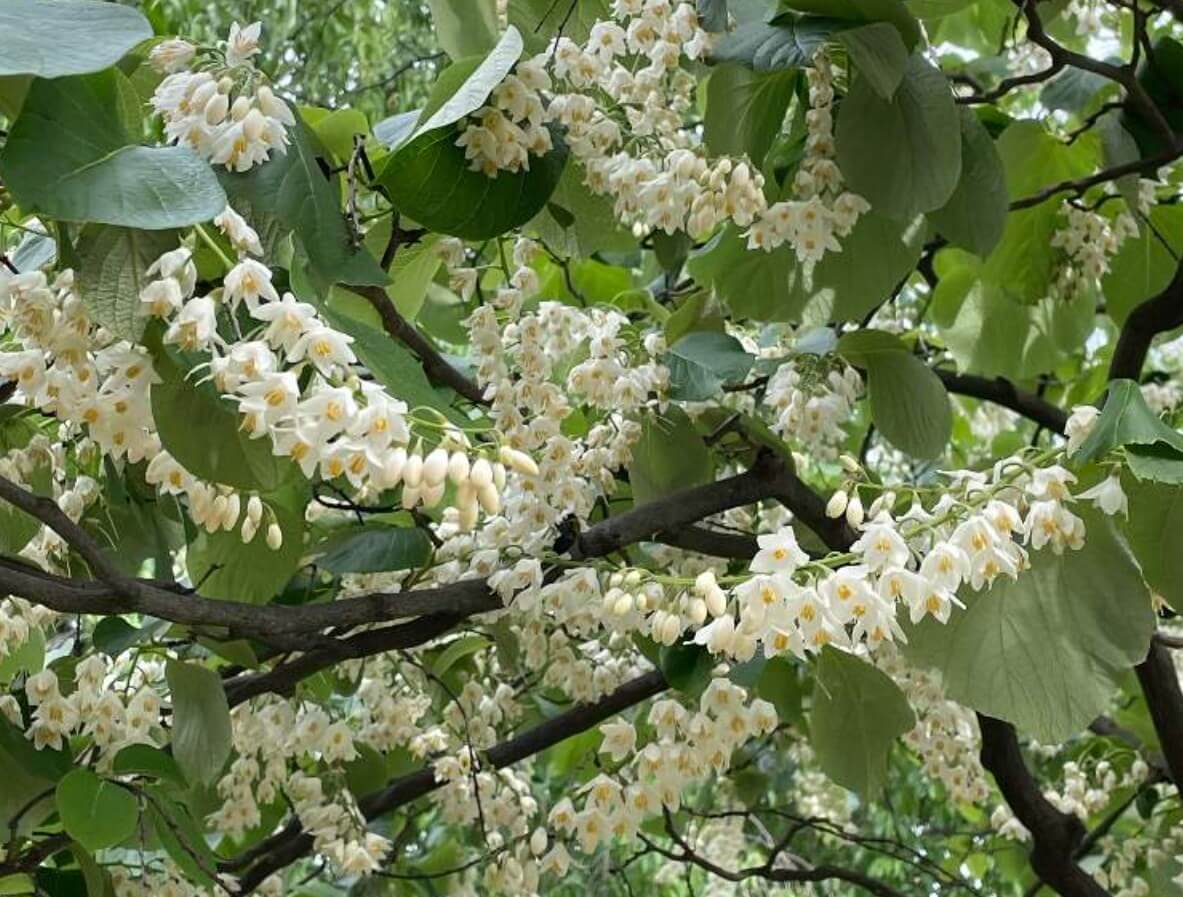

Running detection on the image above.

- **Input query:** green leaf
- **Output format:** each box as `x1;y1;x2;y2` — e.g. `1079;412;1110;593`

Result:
507;0;611;47
151;364;295;492
711;17;846;71
1122;478;1183;612
55;769;137;851
112;744;187;787
835;53;961;218
0;0;151;78
1074;379;1183;464
835;22;908;99
781;0;920;47
665;331;756;401
426;0;500;60
686;225;795;321
838;330;951;459
784;210;925;321
186;486;306;604
629;407;713;505
379;126;568;241
413;27;523;138
980;121;1097;302
704;64;797;168
432;635;491;678
305;106;369;162
145;787;219;888
659;643;715;697
0;71;226;229
1102;205;1183;325
528;162;638;257
165;661;233;787
0;627;43;686
75;226;176;343
928;108;1007;256
309;524;433;574
904;513;1155;742
219;115;386;288
756;657;808;729
810;647;914;797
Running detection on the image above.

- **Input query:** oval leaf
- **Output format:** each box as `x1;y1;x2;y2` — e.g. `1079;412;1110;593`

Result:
55;769;137;851
165;661;232;787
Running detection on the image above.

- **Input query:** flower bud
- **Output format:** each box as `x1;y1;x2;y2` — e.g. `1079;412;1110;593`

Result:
403;452;423;488
420;481;446;509
478;483;500;515
401;484;421;509
221;493;241;530
382;447;407;487
499;445;540;477
247;494;263;524
845;493;864;528
422;447;449;486
447;451;470;484
470;458;493;489
530;828;548;856
493;462;507;490
265;522;283;550
826;489;848;518
240;516;257;544
688;597;707;625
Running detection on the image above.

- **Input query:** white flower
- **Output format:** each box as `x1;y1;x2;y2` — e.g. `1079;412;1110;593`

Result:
750;528;808;574
164;296;218;350
1065;404;1100;455
1077;474;1127;516
225;21;263;67
214;205;264;256
224;259;279;311
598;721;636;761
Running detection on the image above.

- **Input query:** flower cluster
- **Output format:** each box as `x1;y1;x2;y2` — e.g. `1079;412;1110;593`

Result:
151;22;295;172
765;354;863;459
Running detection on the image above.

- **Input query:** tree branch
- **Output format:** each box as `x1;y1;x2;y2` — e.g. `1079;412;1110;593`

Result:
346;284;488;405
935;369;1068;434
977;715;1112;897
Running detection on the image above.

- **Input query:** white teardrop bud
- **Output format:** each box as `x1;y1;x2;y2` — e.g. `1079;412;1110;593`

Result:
204;92;229;126
477;482;500;515
661;613;682;645
447;451;470;485
420;481;446;509
240;517;257;544
401;484;421;509
403;452;424;488
688;597;707;625
247;494;263;524
230;94;251;121
459;496;479;531
530;828;548;856
826;489;848;519
705;587;727;619
613;593;634;616
265;522;283;550
499;445;540;477
382;447;407;487
845;493;865;528
222;493;241;530
493;462;506;490
470;458;493;488
422;448;449;486
840;453;861;474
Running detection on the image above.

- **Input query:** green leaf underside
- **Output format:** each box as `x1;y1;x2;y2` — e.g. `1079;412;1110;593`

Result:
810;647;914;797
55;768;137;851
904;514;1154;742
629;407;713;504
310;524;433;574
165;661;233;787
0;0;152;78
0;71;225;229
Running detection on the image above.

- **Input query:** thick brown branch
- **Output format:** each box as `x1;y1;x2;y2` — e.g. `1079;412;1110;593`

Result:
1133;639;1183;793
978;715;1112;897
1109;261;1183;380
935;370;1068;434
347;284;487;405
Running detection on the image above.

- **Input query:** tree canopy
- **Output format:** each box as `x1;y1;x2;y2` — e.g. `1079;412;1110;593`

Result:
1;1;1183;896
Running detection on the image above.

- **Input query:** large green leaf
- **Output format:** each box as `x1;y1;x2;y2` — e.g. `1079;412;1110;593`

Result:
686;225;795;321
904;514;1154;742
711;17;846;71
785;211;925;321
705;64;797;168
379;126;568;241
928;108;1007;257
151;363;296;492
413;27;523;138
165;661;233;786
838;330;952;459
75;226;177;343
835;53;961;218
835;21;908;99
1102;205;1183;325
309;524;433;574
0;71;225;229
0;1;151;78
629;407;713;505
55;769;137;851
528;162;638;257
980;121;1097;302
426;0;500;60
1073;379;1183;464
219;115;386;288
810;647;914;797
186;485;307;604
1122;478;1183;612
507;0;612;47
781;0;921;47
666;331;756;401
